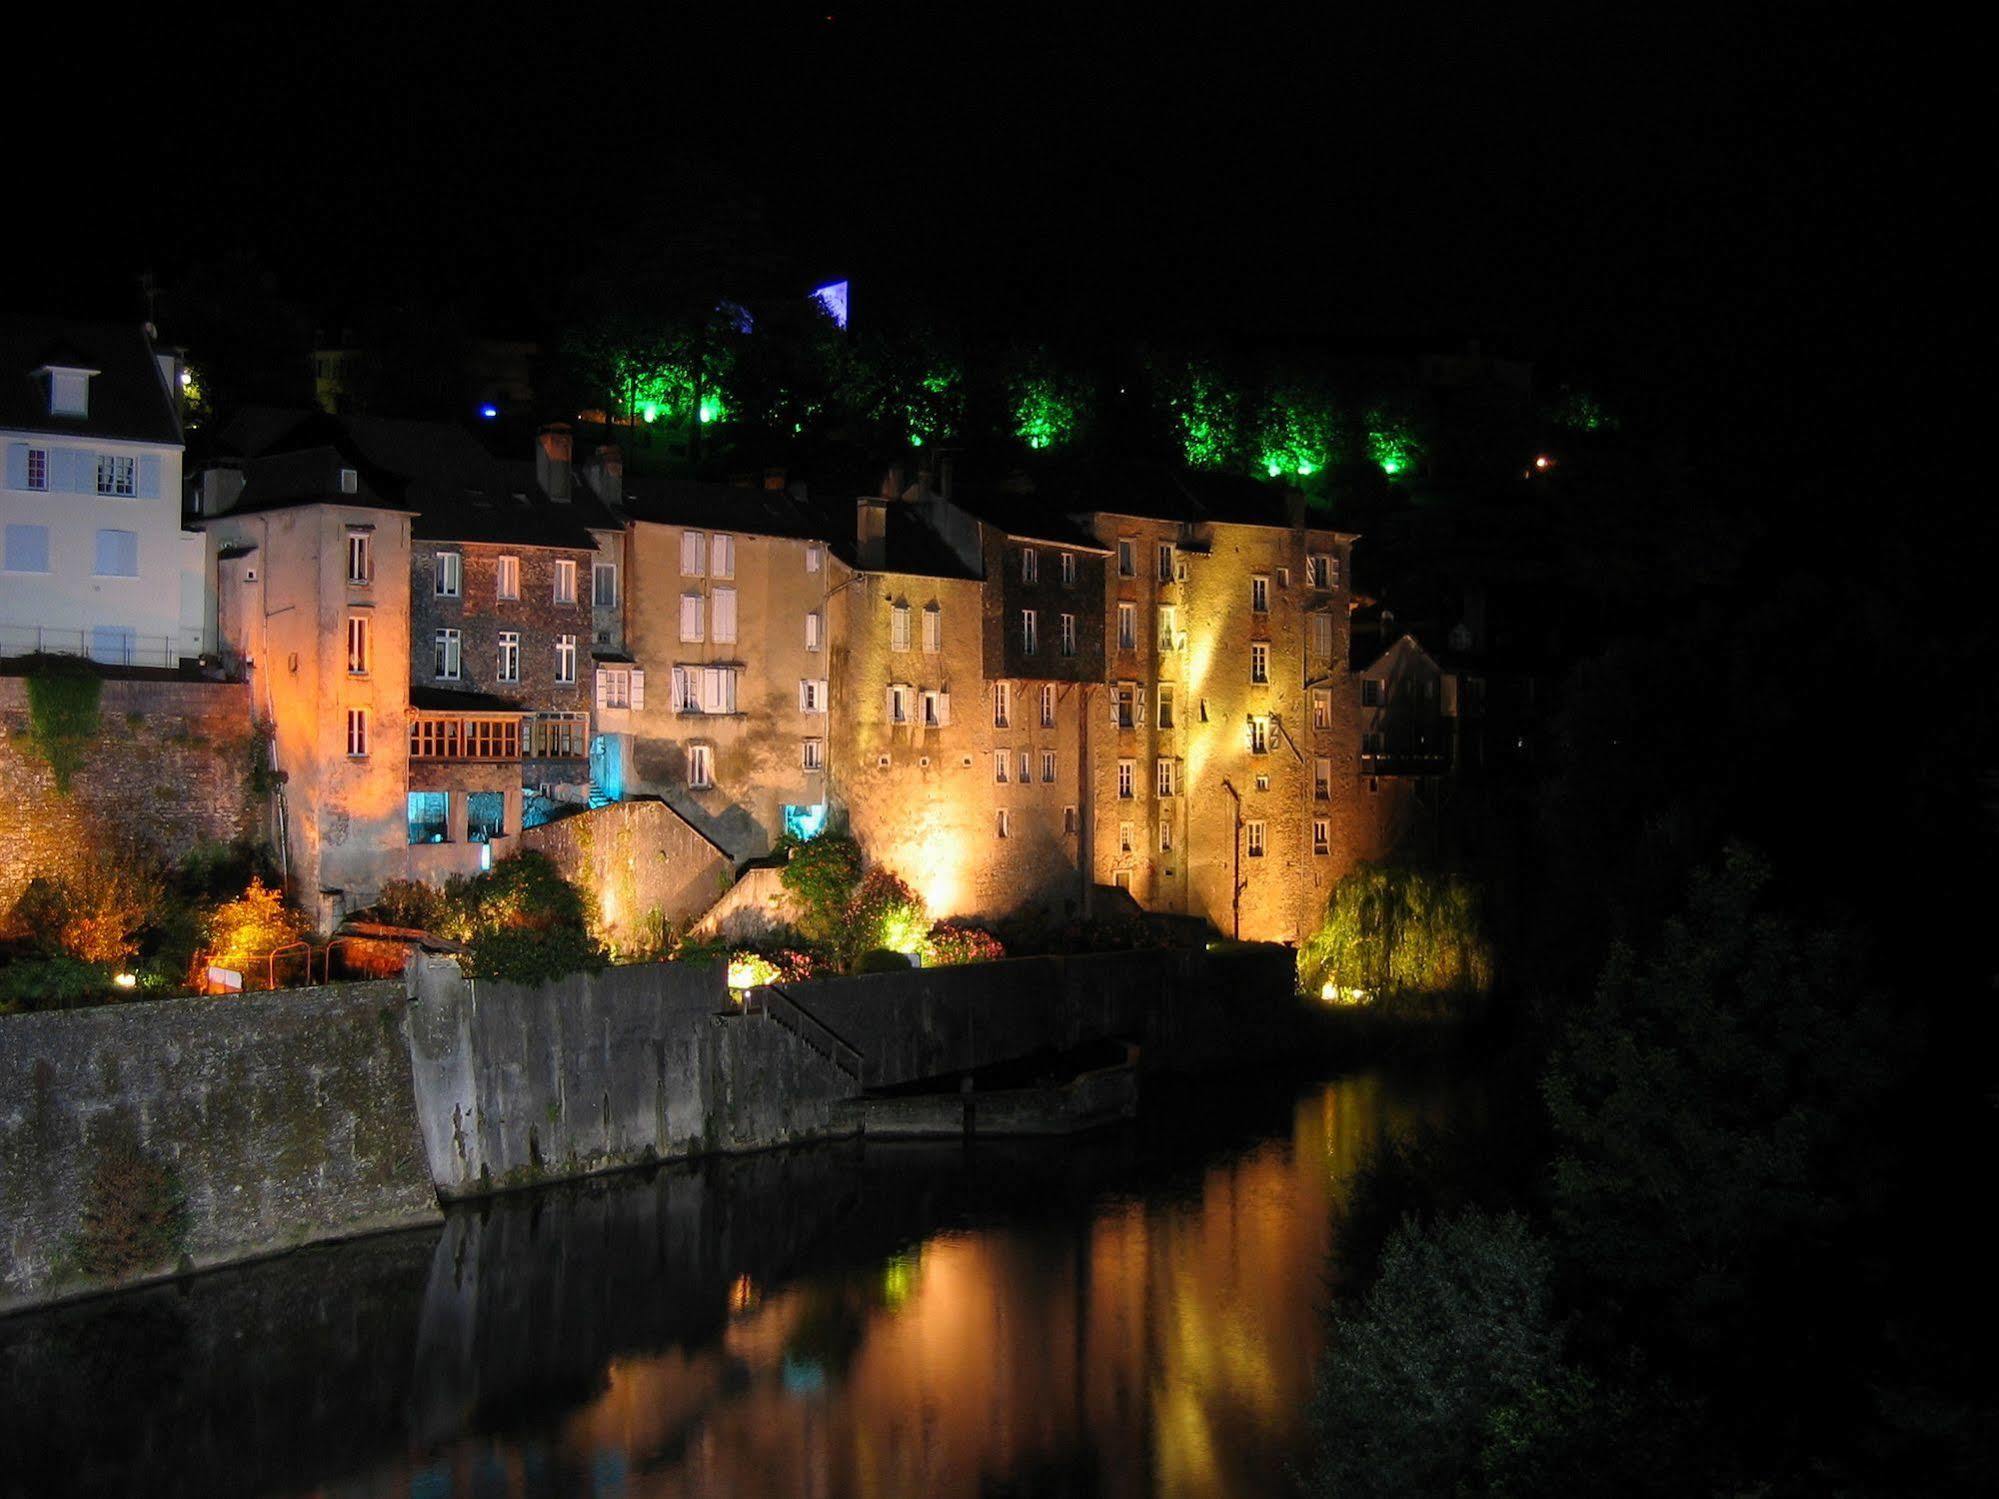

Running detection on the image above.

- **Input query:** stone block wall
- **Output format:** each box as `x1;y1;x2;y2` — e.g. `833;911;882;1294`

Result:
0;980;438;1313
0;674;262;909
515;797;734;953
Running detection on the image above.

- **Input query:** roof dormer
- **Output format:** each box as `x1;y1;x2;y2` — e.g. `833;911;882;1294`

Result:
36;361;100;418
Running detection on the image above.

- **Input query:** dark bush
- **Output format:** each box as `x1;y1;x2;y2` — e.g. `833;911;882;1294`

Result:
0;957;115;1013
854;948;914;974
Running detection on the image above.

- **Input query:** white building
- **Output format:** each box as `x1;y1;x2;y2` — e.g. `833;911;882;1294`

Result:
0;320;205;667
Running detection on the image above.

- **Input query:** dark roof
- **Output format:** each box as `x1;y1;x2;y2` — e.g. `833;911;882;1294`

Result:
0;317;179;446
410;684;524;711
621;477;830;543
946;483;1110;552
823;501;982;582
212;408;601;550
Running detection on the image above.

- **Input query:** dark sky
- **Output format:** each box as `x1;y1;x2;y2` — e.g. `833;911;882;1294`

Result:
16;5;1954;484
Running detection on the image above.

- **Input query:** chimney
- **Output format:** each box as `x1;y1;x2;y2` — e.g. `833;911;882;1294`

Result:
763;466;788;492
196;464;245;517
536;424;573;502
857;497;888;571
585;443;623;508
881;463;903;500
1283;487;1307;530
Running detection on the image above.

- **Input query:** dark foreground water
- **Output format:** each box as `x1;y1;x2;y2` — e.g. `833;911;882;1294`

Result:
0;1067;1475;1499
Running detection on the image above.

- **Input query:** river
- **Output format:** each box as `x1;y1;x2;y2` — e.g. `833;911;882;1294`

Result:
0;1066;1475;1499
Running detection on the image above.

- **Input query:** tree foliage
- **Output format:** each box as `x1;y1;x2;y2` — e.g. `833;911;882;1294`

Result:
202;877;311;978
1298;865;1494;1010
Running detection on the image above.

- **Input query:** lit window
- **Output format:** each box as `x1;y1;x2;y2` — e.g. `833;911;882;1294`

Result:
1313;819;1330;855
1157;684;1175;729
556;635;577;684
1156;759;1175;797
1247;820;1266;857
407;791;449;844
688;743;714;788
1251;642;1269;683
1251;575;1269;613
803;738;824;771
1040;684;1055;727
1060;613;1077;656
1158;606;1177;652
434;629;461;680
346;615;369;675
345;708;368;758
994;681;1012;728
1118;759;1135;799
1249;716;1269;754
468;792;506;843
1021;547;1038;583
435;552;461;597
1041;749;1057;783
496;554;520;600
1021;609;1038;654
346;529;371;584
95;455;136;497
23;447;49;491
1312;690;1331;728
1315;756;1332;800
553;558;577;604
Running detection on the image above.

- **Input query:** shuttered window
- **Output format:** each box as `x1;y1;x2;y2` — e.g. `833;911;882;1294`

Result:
680;530;706;576
680;593;705;642
712;586;738;643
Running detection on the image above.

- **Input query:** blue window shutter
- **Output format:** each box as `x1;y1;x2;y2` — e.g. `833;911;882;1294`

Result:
5;444;25;489
138;454;160;498
49;450;74;491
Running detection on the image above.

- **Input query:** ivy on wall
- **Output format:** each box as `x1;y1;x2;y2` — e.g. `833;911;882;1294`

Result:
24;660;103;795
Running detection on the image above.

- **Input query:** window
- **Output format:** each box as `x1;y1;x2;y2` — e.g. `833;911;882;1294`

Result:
346;615;369;675
495;554;520;600
1064;805;1078;835
1157;684;1175;729
1114;681;1136;729
997;809;1011;839
1117;602;1136;651
93;529;137;577
688;743;714;788
806;542;823;573
1276;567;1290;590
433;628;461;680
468;792;506;844
556;635;577;684
1158;606;1177;652
1019;750;1031;783
1157;542;1175;581
3;523;49;572
435;552;461;597
1118;759;1135;799
1156;759;1175;797
994;751;1009;783
921;688;950;726
888;682;912;724
672;666;738;714
799;678;828;712
407;791;449;844
592;561;618;607
993;681;1012;728
712;586;738;644
1312;690;1331;728
805;611;824;651
680;530;707;576
339;468;358;494
95;455;136;497
553;558;577;604
599;667;632;709
1021;609;1038;655
710;533;735;579
1120;822;1134;854
1060;552;1077;585
1249;716;1270;754
51;372;90;416
803;738;824;771
23;447;49;491
1117;538;1135;577
497;632;520;683
1021;547;1038;583
679;592;705;643
1309;553;1335;589
1362;678;1384;707
1364;731;1384;756
1041;749;1057;783
1040;683;1056;727
1251;575;1269;613
1311;612;1334;660
1160;819;1174;853
1255;772;1270;791
346;530;372;584
1315;756;1332;800
532;714;586;758
922;603;942;653
1060;613;1077;656
345;708;368;758
1250;642;1269;684
1313;819;1330;856
1247;821;1266;858
891;602;911;651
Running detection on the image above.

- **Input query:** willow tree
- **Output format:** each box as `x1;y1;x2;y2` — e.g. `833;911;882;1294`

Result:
1298;864;1494;1008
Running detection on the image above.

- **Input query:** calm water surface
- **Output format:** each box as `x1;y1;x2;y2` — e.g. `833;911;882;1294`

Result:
1;1068;1474;1499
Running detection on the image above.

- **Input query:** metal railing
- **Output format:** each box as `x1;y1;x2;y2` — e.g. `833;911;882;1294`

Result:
752;984;864;1082
0;623;184;669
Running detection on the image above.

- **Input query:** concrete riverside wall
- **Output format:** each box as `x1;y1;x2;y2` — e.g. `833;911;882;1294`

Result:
776;943;1298;1089
403;956;857;1198
0;981;438;1314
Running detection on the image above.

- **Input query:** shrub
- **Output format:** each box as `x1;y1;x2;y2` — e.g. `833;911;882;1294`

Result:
369;878;450;932
855;947;914;973
10;860;159;966
447;852;606;983
777;833;864;945
464;925;608;985
844;867;927;970
1298;864;1494;1010
0;957;115;1013
202;877;311;981
923;922;1006;967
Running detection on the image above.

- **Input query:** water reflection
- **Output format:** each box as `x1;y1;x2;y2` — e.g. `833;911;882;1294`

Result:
0;1068;1469;1499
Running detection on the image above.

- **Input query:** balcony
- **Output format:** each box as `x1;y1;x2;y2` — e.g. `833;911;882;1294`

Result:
408;711;523;762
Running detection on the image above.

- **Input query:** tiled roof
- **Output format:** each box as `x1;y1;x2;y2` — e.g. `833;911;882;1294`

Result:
0;317;180;446
621;478;830;543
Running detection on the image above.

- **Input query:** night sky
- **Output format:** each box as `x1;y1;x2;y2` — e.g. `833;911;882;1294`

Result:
15;7;1961;517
